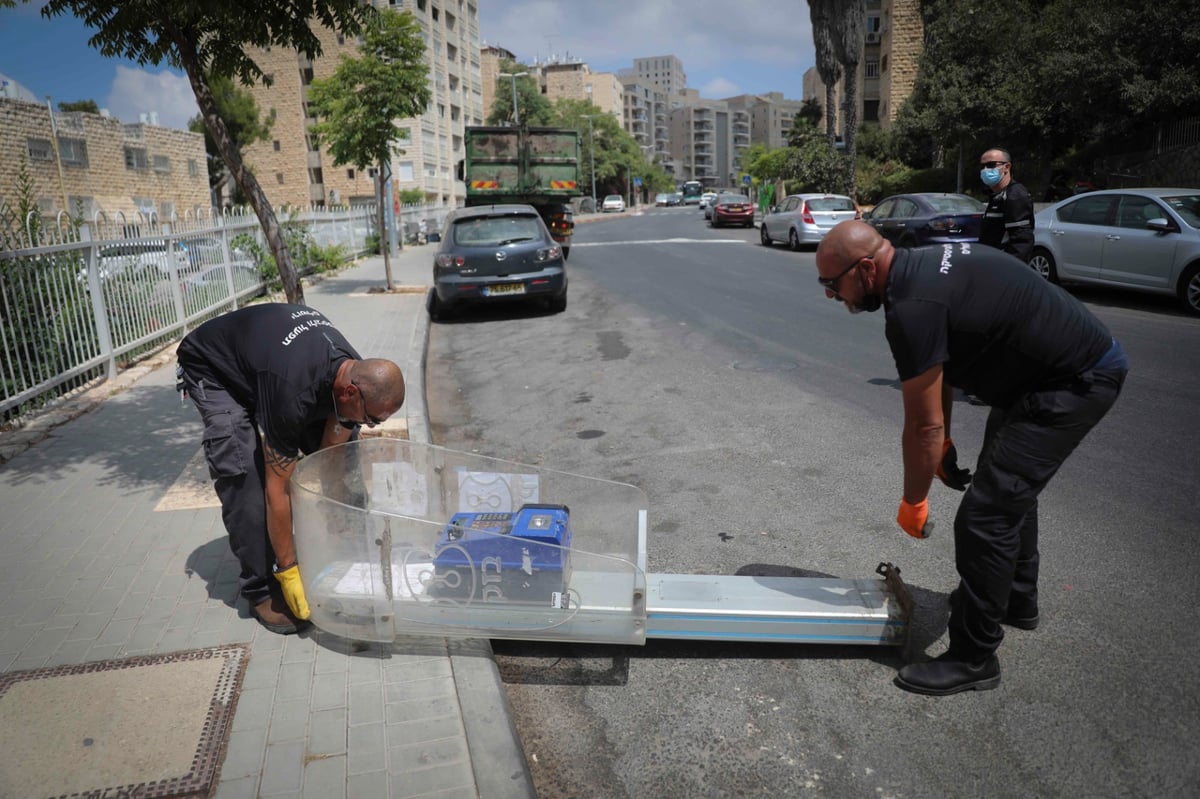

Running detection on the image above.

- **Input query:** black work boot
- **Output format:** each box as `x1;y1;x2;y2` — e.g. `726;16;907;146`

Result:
894;651;1001;696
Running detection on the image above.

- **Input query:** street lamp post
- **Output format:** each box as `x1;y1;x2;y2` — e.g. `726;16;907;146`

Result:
498;71;528;126
581;114;596;210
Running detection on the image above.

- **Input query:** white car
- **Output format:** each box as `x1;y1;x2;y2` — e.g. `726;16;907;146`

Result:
1030;188;1200;315
699;192;719;215
760;193;859;250
601;194;626;213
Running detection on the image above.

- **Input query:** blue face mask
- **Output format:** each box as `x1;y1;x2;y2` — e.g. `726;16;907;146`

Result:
980;167;1003;187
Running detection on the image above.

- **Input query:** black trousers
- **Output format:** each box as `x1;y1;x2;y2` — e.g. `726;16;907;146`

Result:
179;365;276;608
948;364;1127;659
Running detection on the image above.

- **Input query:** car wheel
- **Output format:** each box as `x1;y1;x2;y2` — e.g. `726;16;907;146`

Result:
1178;263;1200;316
548;292;567;314
1028;248;1059;283
760;225;773;246
788;228;801;251
427;289;450;322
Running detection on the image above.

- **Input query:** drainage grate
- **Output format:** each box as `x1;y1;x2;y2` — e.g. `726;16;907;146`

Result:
0;644;249;799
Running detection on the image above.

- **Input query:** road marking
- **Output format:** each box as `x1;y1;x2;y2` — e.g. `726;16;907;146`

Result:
571;238;748;247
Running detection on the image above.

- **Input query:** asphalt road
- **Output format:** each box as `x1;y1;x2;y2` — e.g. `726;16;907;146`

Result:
426;206;1200;798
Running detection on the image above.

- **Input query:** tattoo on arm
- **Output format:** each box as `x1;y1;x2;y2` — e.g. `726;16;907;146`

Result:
264;444;300;475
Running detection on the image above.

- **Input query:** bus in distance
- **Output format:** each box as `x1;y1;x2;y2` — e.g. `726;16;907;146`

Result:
681;180;704;205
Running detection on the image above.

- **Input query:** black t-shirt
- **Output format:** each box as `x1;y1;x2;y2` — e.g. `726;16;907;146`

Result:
177;303;360;457
884;244;1112;408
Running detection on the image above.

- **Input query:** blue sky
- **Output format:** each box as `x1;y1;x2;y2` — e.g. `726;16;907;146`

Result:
0;0;814;130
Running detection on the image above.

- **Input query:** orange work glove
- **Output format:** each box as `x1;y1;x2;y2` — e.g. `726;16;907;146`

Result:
897;497;932;539
935;438;972;491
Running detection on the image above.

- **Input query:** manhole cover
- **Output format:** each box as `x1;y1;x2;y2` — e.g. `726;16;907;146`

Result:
0;645;248;799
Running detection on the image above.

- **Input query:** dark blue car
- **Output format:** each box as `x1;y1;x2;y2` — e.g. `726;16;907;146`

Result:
865;192;984;246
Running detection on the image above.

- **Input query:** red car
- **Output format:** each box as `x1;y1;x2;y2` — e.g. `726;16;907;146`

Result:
709;192;755;228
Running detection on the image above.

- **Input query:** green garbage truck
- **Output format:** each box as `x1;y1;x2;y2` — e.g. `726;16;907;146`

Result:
458;125;581;258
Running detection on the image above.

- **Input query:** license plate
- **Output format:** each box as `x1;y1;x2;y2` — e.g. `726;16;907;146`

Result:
484;283;525;297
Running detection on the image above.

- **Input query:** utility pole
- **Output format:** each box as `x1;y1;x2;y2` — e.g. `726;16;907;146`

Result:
498;71;528;126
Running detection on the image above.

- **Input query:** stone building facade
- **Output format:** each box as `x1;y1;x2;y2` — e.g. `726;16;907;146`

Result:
0;96;208;222
239;0;484;210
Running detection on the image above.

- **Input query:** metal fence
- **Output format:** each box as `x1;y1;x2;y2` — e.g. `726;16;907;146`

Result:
0;203;381;426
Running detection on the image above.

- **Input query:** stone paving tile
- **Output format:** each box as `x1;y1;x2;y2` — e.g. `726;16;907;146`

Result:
260;739;306;796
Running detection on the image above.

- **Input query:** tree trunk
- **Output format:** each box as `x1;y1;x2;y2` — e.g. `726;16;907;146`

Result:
842;69;859;200
174;37;304;305
378;167;394;290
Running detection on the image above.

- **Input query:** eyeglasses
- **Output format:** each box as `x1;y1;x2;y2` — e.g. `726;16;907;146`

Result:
980;161;1009;169
352;381;385;428
818;254;869;294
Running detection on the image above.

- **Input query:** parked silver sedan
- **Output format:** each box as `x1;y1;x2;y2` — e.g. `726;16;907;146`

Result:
1030;188;1200;315
760;193;859;250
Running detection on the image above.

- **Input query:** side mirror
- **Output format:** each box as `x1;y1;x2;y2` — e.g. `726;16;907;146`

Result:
1146;218;1175;233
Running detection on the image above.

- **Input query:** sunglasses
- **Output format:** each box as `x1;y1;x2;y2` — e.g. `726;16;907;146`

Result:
818;254;870;293
980;160;1009;168
353;380;385;427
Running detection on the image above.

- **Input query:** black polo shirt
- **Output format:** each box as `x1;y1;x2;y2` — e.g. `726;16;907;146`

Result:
884;243;1111;408
177;303;360;457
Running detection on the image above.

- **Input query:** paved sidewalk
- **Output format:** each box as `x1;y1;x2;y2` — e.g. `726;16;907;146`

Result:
0;244;535;798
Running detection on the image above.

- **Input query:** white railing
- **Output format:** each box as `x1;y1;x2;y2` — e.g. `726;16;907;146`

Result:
0;203;381;424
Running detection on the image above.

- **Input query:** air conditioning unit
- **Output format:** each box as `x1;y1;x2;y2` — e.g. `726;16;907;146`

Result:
865;32;880;44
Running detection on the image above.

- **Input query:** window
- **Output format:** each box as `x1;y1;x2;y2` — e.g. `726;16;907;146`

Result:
397;162;415;181
1057;195;1116;226
125;146;148;169
301;67;314;85
153;154;171;173
863;100;880;122
276;172;285;185
56;137;89;167
865;59;880;79
188;159;199;177
67;195;96;218
1114;195;1166;229
347;168;356;179
273;140;281;151
27;138;53;161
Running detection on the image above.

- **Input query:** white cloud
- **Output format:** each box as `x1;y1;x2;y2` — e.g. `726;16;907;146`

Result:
106;65;199;129
702;77;741;98
479;0;814;97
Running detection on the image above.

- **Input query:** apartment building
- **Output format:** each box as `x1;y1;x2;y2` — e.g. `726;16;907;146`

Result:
627;55;688;107
480;43;516;121
0;93;208;223
724;92;806;150
623;79;672;170
668;100;749;187
239;0;484;210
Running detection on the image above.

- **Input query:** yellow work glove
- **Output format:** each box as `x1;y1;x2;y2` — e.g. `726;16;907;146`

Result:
897;497;932;539
274;564;311;620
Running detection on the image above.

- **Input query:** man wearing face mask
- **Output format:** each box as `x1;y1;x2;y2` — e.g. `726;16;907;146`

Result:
177;303;405;634
978;147;1035;263
814;221;1127;695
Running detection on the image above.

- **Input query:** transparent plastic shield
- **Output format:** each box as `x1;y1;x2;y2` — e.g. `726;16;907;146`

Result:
291;439;648;644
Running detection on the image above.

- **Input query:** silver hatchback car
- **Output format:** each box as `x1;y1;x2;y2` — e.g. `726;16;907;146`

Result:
760;193;859;250
1030;188;1200;315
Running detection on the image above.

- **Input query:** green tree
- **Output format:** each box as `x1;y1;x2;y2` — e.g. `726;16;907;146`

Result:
307;7;431;289
30;0;378;305
57;99;101;114
828;0;865;199
187;74;273;207
487;60;554;126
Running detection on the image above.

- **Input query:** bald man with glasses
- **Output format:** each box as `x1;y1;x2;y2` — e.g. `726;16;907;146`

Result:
814;221;1127;695
177;303;405;634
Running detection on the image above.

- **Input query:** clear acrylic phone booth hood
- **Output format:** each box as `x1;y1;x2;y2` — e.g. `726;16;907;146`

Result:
291;439;911;647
